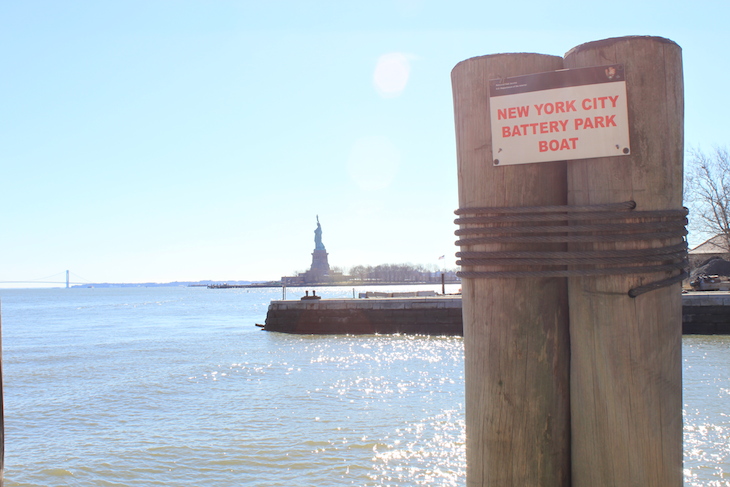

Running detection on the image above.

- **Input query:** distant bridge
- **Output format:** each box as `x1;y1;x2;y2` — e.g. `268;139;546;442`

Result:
0;271;92;288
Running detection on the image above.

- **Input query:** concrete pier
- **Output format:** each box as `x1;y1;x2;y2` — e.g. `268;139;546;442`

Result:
682;292;730;334
262;295;463;335
261;293;730;335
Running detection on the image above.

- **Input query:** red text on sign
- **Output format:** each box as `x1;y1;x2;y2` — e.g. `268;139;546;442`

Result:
501;119;569;137
538;138;579;152
581;95;620;110
574;115;617;130
497;106;530;120
534;100;577;115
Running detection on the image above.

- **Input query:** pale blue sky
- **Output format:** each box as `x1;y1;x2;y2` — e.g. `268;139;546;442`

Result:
1;0;727;286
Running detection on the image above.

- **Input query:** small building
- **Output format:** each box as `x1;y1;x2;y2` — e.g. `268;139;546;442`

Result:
689;234;730;270
281;275;305;286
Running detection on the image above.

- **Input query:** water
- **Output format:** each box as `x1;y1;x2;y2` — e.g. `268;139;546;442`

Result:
0;286;728;486
1;285;464;486
683;336;730;486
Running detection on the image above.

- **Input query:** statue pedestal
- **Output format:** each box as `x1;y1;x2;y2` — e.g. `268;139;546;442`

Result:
305;249;330;283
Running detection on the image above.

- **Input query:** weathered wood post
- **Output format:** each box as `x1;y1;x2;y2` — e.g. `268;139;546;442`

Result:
451;54;571;487
564;36;684;486
0;301;4;487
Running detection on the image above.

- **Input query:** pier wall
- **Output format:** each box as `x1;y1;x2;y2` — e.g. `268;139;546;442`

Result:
262;293;730;335
682;292;730;334
263;296;462;335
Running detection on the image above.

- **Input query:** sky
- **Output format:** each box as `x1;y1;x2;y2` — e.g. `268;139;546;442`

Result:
1;0;728;287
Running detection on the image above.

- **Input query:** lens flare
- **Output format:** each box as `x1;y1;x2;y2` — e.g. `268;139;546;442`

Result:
373;53;411;98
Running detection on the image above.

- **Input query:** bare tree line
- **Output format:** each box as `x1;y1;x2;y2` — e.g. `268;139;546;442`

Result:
340;263;458;283
685;146;730;250
290;263;460;283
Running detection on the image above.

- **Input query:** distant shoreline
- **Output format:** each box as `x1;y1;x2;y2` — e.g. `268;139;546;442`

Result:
70;280;461;289
222;280;462;289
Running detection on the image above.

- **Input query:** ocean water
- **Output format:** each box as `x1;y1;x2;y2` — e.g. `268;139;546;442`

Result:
0;285;727;486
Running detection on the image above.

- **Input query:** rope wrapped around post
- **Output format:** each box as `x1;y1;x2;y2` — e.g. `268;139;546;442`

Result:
454;200;688;297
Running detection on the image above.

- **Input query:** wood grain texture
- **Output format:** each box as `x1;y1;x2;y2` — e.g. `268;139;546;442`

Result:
564;36;684;487
452;53;570;487
0;301;4;487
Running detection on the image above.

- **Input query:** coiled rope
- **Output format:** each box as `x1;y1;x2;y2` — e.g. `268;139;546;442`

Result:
454;201;688;297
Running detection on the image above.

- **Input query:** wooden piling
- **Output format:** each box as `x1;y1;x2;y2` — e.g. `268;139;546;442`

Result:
564;36;684;487
452;54;571;487
1;301;4;487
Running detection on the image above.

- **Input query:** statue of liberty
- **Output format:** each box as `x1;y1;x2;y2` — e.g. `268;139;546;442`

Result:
314;215;326;251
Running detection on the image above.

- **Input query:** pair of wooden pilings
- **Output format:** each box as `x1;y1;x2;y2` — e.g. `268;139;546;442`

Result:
452;36;684;486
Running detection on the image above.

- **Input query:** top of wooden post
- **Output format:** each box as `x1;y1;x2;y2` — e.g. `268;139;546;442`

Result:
451;52;563;77
565;35;679;57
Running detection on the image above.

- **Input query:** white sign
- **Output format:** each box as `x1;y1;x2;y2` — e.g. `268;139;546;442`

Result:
490;65;630;166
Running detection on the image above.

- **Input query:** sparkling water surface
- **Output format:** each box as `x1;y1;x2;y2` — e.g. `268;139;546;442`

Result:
0;286;728;486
